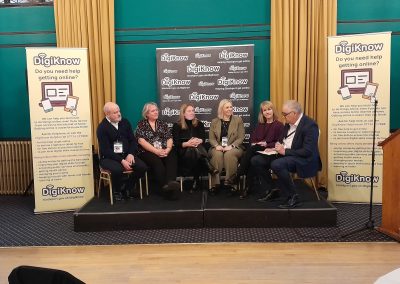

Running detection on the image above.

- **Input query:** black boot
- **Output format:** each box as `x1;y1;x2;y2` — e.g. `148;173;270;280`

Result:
201;157;219;175
162;181;180;200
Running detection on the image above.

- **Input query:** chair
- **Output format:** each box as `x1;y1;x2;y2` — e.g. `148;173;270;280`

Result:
97;148;148;205
177;162;208;192
208;169;245;191
290;172;320;200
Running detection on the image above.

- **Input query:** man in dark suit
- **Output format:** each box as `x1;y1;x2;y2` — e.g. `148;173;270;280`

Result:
270;100;321;208
97;102;148;201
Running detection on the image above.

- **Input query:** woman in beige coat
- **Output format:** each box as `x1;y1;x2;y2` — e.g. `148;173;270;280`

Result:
208;99;245;194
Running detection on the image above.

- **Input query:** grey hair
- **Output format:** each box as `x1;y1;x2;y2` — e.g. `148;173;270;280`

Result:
142;102;158;119
103;102;118;115
283;100;302;113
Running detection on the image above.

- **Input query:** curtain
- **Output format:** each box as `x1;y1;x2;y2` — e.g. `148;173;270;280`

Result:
270;0;337;187
54;0;116;147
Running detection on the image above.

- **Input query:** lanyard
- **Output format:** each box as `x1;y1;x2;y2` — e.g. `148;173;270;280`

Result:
285;130;296;139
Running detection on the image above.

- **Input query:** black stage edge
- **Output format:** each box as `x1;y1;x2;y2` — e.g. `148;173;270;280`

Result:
74;180;337;232
204;187;336;228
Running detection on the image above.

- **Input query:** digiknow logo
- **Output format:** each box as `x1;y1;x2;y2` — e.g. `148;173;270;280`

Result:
161;77;191;88
160;53;189;62
336;171;379;184
189;92;219;102
42;184;85;197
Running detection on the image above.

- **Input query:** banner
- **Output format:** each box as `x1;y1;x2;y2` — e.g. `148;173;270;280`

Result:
26;48;94;213
156;45;254;142
327;32;391;202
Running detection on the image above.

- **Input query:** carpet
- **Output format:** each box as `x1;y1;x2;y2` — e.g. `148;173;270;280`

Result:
0;195;394;247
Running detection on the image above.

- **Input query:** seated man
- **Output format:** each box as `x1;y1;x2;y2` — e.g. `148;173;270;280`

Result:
97;102;148;201
269;100;321;209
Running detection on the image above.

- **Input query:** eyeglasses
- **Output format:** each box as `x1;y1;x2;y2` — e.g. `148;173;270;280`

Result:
281;111;294;117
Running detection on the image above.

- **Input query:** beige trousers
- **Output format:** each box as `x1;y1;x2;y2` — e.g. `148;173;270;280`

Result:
208;148;243;186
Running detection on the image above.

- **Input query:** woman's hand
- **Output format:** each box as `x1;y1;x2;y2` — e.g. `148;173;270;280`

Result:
223;145;233;152
215;145;224;151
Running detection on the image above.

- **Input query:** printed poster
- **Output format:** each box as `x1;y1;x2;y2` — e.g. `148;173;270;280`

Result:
327;32;391;202
26;47;94;213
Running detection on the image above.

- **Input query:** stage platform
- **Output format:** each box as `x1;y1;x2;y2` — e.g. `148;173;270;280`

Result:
74;180;337;232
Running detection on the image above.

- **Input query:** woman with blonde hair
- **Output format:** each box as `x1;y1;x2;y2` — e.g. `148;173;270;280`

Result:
237;100;284;199
208;99;245;194
172;103;218;191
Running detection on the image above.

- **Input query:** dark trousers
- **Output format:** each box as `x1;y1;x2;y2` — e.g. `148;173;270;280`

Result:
178;145;208;179
237;144;265;176
99;157;147;192
139;150;178;187
270;156;297;198
251;153;278;192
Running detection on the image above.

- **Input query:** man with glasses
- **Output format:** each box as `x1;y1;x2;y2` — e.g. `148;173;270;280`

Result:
270;100;321;208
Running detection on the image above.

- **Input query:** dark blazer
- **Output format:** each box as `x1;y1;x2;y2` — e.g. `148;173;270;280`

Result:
97;117;138;162
209;115;245;149
280;114;322;178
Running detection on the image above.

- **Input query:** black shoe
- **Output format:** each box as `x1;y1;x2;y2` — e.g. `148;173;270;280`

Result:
113;192;124;202
257;188;280;202
208;185;219;196
190;179;200;193
162;181;181;200
125;189;135;200
278;194;302;209
239;187;249;200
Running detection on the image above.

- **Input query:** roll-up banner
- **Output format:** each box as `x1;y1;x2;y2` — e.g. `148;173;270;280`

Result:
327;32;391;202
26;48;94;213
156;44;254;142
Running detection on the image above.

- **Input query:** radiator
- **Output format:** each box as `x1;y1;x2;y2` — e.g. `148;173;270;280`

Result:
0;141;33;195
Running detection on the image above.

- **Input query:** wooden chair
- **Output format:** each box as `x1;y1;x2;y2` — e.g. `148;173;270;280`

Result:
97;148;148;205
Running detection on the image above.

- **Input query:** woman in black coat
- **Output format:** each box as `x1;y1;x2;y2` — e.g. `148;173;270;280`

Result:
172;103;218;190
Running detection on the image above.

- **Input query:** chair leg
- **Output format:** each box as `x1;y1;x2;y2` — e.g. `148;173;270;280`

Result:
180;177;183;192
145;172;149;196
108;177;113;205
208;173;212;190
139;177;143;200
309;177;320;200
97;177;102;198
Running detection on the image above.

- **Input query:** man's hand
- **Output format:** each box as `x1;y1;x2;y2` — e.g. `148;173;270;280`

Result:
275;142;285;155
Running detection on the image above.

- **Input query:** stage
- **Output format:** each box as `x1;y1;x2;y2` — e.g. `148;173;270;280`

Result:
74;180;337;232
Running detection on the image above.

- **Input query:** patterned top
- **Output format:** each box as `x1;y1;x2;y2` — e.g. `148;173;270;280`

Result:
135;119;172;155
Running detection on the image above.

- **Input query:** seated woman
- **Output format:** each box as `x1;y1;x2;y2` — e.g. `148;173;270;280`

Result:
172;103;218;191
135;102;180;200
208;99;245;194
235;101;284;199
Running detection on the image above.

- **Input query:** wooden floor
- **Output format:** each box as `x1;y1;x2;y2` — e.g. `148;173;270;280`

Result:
1;242;399;283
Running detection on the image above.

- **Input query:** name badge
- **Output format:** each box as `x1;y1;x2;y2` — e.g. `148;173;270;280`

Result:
221;137;228;147
114;141;123;153
154;141;162;149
